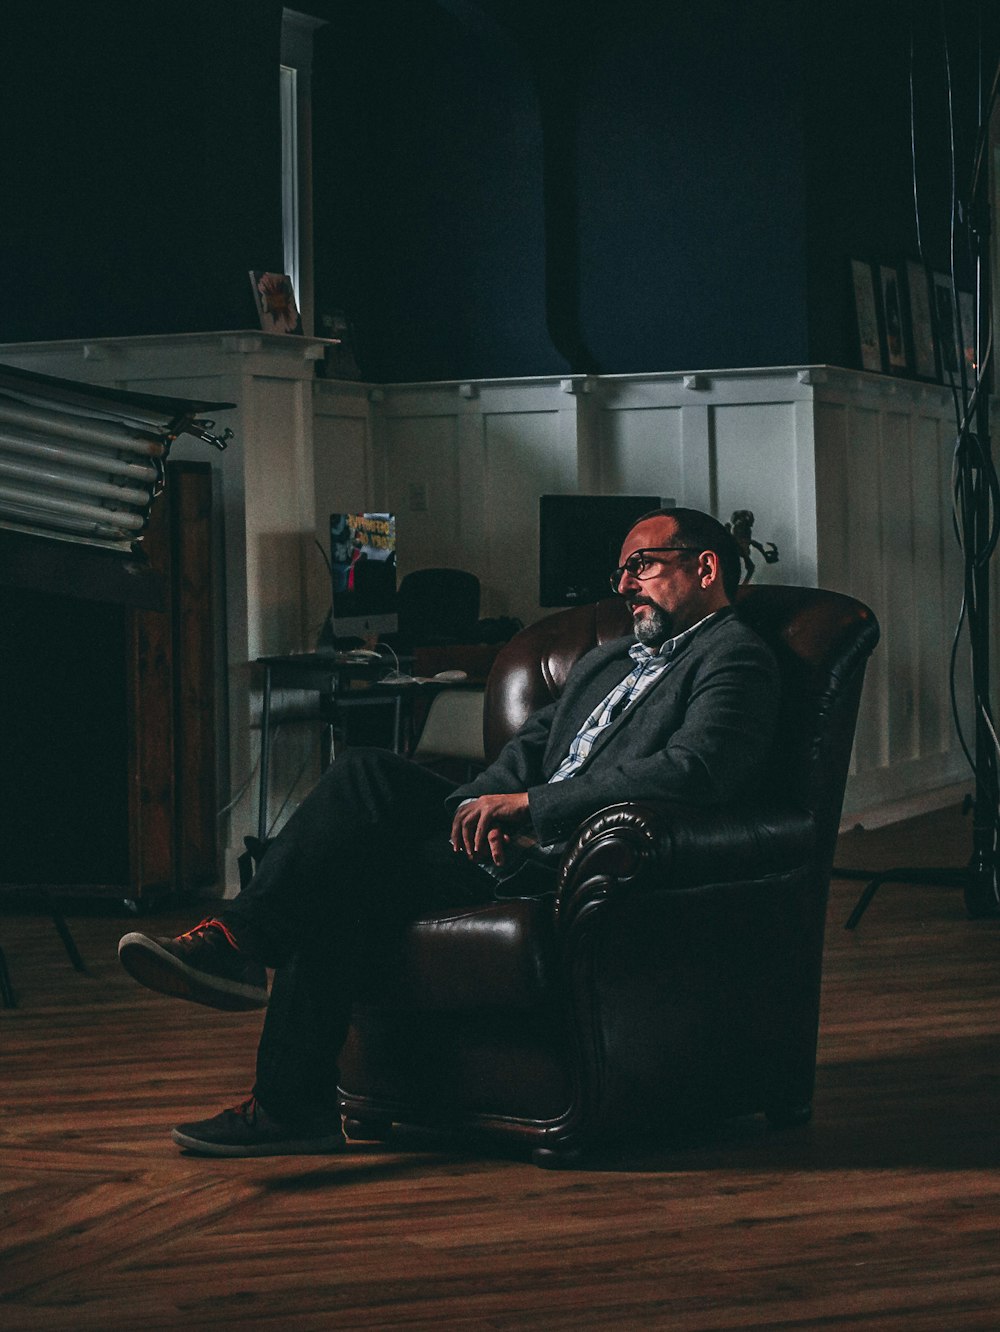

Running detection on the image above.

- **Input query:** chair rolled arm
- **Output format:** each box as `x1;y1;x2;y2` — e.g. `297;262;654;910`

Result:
555;799;816;933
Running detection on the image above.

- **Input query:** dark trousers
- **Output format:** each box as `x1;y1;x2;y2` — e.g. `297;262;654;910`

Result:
221;748;551;1125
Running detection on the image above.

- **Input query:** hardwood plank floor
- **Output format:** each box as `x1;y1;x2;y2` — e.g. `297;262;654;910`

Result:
2;804;999;1329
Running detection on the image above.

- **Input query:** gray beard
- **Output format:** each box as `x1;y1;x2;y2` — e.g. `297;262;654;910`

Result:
632;603;672;647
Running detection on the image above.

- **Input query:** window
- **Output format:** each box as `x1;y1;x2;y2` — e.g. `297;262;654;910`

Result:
280;63;300;310
280;9;326;336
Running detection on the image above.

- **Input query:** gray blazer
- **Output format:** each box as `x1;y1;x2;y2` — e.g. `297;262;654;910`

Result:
448;608;780;847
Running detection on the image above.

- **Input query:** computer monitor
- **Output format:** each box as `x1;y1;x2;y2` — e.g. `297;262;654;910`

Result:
329;512;398;641
538;494;665;606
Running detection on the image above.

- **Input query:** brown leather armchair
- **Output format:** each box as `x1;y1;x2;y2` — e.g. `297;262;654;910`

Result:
339;585;880;1166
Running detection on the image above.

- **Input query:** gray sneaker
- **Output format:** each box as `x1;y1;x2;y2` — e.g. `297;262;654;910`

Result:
172;1095;346;1157
118;918;268;1011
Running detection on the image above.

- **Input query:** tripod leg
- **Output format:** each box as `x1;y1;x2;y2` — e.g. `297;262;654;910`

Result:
43;892;87;973
844;865;973;929
844;874;891;930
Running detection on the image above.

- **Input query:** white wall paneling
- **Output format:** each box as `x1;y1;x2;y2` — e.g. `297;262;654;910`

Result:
812;372;971;815
590;373;824;585
365;379;583;626
355;367;976;820
0;337;984;886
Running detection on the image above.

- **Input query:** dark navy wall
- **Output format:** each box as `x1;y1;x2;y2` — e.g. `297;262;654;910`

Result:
312;0;560;380
2;0;994;380
1;0;283;344
311;0;811;378
574;2;808;373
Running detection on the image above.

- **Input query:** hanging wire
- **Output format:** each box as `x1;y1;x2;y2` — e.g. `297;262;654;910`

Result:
840;3;1000;920
267;733;323;838
314;536;333;575
909;27;925;261
942;4;973;424
921;0;1000;851
947;591;975;772
217;748;261;820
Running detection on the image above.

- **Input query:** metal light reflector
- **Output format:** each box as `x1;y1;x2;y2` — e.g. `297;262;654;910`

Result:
0;364;232;553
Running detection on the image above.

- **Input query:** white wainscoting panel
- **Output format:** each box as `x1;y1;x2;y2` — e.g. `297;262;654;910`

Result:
1;337;985;884
362;379;583;625
812;373;971;816
348;366;978;820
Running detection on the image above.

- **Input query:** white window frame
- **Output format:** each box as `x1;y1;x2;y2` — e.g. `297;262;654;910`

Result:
281;9;326;337
280;62;300;312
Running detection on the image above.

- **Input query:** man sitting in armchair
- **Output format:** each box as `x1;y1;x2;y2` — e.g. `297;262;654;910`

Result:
119;506;779;1156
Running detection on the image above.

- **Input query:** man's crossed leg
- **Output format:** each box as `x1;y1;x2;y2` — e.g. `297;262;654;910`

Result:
119;749;503;1156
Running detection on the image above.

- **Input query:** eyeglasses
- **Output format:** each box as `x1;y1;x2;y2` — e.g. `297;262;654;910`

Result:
609;546;700;592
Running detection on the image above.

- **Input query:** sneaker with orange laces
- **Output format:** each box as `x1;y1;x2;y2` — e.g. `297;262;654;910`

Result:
118;918;269;1011
172;1095;345;1157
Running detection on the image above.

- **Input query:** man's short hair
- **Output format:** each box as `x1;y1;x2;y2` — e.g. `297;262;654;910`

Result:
632;507;743;601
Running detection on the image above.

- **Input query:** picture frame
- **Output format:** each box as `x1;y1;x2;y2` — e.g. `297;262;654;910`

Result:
851;260;883;373
931;271;960;386
905;260;938;380
878;264;908;374
249;271;302;335
957;289;977;377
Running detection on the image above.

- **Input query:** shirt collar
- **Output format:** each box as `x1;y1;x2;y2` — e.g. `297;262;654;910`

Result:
628;607;726;665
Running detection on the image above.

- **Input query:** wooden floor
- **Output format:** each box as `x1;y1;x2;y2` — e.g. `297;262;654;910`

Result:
2;805;999;1330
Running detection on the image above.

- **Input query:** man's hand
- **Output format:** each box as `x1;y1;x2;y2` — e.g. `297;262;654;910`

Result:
450;793;530;867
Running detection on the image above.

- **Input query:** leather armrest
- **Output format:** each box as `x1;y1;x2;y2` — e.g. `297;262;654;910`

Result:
555;799;816;930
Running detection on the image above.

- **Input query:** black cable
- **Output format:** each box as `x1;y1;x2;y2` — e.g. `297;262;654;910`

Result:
267;728;324;839
943;5;1000;814
955;330;995;446
966;48;1000;209
942;4;975;419
948;590;976;774
843;4;999;922
314;536;333;575
909;25;925;261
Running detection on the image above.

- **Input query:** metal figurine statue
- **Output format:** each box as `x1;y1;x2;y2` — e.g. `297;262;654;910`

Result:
727;510;779;584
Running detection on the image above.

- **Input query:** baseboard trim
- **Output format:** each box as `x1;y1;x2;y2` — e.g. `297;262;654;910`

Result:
839;781;971;833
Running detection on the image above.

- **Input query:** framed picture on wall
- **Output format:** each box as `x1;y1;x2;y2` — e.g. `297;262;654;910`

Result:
957;289;977;377
905;260;938;380
878;264;908;374
932;271;960;386
851;260;883;372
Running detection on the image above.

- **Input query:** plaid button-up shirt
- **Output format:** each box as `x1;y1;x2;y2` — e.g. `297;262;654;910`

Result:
547;611;719;786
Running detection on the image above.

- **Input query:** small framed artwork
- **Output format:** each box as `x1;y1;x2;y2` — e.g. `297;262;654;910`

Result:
932;272;960;385
957;289;977;376
249;271;302;335
879;265;908;374
851;260;883;372
905;260;938;380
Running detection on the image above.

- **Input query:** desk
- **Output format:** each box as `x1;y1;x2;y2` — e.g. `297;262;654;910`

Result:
255;653;408;842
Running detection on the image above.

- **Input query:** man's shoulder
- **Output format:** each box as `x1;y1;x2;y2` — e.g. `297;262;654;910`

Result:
699;607;778;667
710;607;772;648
